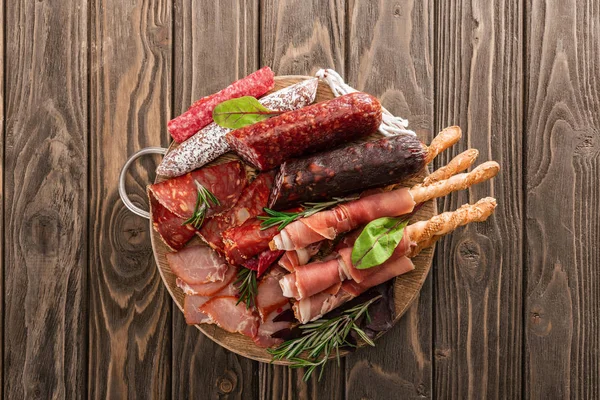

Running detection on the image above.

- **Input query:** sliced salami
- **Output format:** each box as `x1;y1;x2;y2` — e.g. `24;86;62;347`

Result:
148;160;248;221
157;79;319;178
168;66;275;143
226;92;382;170
197;172;274;252
148;190;196;251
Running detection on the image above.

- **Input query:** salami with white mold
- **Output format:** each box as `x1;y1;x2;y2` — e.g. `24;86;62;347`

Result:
157;79;319;178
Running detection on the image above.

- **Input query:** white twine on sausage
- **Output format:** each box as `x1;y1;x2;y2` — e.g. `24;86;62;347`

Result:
315;68;416;137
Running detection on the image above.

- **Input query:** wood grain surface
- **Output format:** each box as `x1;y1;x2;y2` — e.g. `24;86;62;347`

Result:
524;0;600;398
4;1;89;398
433;1;524;399
344;1;434;399
2;0;599;398
171;1;259;399
88;0;172;398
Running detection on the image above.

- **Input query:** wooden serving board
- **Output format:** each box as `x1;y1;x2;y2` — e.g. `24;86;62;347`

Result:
150;76;436;364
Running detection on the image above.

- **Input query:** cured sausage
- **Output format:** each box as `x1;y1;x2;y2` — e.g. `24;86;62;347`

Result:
197;172;274;252
269;134;426;209
168;66;274;143
226;92;382;170
157;79;318;178
148;191;196;250
148;160;248;221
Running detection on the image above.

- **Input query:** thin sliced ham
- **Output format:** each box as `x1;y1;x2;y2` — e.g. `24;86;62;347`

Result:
199;296;259;338
255;267;289;321
253;303;293;348
184;283;239;325
292;256;415;323
272;187;415;250
166;245;228;284
278;242;322;272
176;264;237;296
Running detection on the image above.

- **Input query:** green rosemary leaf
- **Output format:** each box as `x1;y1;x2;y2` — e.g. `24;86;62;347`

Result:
234;268;257;309
182;181;220;229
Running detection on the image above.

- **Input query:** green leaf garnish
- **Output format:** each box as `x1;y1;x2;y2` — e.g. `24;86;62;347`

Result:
351;217;409;269
258;197;359;231
182;180;220;229
212;96;283;129
267;295;381;382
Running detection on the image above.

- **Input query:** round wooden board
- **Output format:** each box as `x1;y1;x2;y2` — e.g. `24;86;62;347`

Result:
150;76;437;364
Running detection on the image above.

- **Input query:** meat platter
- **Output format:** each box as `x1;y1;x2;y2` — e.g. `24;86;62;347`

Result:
121;69;499;375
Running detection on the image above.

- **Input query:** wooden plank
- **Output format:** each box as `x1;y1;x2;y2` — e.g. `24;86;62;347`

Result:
0;0;4;396
171;1;259;398
258;1;346;396
3;1;88;398
344;1;434;398
260;0;345;75
525;0;600;398
434;0;524;398
88;1;172;398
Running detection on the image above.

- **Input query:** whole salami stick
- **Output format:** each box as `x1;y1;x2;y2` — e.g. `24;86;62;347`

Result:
268;126;463;209
157;79;319;178
226;92;383;170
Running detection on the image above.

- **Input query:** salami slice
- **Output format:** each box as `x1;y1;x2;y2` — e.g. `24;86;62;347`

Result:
269;134;426;208
197;172;274;252
148;190;196;250
157;79;319;178
168;66;275;143
148;161;248;221
226;92;382;170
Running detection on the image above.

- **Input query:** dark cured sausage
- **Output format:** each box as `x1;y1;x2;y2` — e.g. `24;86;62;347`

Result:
269;134;426;209
226;92;382;170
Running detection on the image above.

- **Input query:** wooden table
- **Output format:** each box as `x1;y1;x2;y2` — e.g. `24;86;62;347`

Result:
3;1;598;398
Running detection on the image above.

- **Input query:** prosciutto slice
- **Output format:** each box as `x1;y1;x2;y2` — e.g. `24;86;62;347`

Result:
253;304;293;348
199;296;259;338
279;234;413;300
272;188;415;250
166;245;228;284
255;267;289;321
293;256;415;323
278;242;322;272
198;173;274;252
176;264;237;296
183;283;238;325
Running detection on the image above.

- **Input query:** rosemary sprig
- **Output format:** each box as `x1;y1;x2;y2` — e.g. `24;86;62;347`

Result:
234;268;258;309
267;295;381;381
258;196;359;231
182;180;220;229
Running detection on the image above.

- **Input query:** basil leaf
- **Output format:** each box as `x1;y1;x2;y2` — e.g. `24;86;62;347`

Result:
213;96;281;129
351;217;409;269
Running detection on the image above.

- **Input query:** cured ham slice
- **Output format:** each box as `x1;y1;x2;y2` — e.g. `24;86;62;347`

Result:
278;243;322;272
176;264;237;296
198;173;274;252
183;283;238;325
148;160;248;220
166;245;228;284
253;304;293;348
293;256;415;323
199;296;259;338
255;267;288;321
148;190;196;250
272;161;500;251
272;188;415;250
